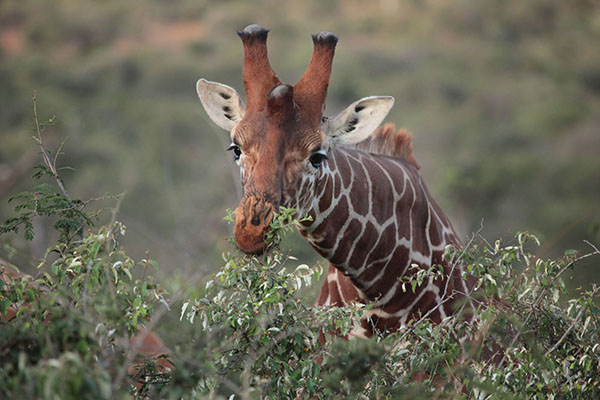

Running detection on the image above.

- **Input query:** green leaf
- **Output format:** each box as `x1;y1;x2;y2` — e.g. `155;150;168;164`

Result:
90;241;102;259
8;191;33;202
123;268;132;281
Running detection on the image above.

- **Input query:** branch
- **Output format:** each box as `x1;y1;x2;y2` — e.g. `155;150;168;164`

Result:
544;285;600;357
499;247;600;366
32;91;72;201
111;269;205;394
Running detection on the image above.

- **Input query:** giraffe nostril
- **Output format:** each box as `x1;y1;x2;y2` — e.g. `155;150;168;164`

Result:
251;215;261;226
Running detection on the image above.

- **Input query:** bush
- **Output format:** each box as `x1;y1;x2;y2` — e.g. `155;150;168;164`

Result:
1;100;599;399
179;209;365;399
177;230;600;399
1;98;169;399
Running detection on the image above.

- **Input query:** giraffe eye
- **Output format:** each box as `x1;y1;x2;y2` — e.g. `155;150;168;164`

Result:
227;143;242;161
309;151;328;168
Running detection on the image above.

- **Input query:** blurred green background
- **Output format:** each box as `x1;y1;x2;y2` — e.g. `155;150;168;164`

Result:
1;0;599;292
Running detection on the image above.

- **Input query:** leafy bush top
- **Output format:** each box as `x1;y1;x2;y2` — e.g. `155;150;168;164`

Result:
1;98;599;399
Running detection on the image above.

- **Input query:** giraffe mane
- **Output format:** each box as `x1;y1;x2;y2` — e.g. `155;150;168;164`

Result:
349;123;420;169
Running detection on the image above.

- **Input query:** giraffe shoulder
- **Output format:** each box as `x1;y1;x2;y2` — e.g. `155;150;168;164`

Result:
350;123;420;169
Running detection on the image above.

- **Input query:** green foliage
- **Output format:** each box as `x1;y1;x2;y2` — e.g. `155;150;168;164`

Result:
0;114;94;244
265;206;313;248
1;124;169;398
1;221;169;399
180;210;363;398
3;157;600;398
2;104;599;398
177;218;600;398
0;181;92;243
2;0;599;290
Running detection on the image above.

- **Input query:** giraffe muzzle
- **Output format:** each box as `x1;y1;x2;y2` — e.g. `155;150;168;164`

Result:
233;196;276;254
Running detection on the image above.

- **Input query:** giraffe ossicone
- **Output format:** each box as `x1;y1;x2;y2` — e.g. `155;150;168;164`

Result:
197;25;474;337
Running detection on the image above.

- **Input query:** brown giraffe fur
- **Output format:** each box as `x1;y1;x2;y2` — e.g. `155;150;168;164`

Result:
197;25;475;338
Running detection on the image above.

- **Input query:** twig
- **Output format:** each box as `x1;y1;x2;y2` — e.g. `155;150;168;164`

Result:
111;269;205;393
33;91;86;240
33;91;71;202
441;222;484;310
499;248;600;366
584;240;600;256
109;193;125;227
544;285;600;357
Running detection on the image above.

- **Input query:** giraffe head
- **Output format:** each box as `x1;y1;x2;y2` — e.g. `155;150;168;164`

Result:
197;25;394;254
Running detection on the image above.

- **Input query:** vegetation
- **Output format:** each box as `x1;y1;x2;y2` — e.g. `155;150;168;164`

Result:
1;116;599;398
1;1;599;398
1;101;170;399
1;0;598;289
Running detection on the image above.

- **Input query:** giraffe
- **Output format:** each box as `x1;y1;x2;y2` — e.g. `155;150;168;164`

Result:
196;24;474;337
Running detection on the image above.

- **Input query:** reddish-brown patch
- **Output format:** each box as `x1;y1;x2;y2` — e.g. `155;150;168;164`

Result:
0;25;25;56
352;123;420;168
410;192;430;257
369;165;395;225
411;289;441;323
314;265;333;305
348;160;369;215
330;218;363;265
336;152;353;189
337;269;362;304
347;221;379;270
318;175;334;212
395;194;413;240
372;246;411;296
128;328;173;389
311;196;350;249
366;314;401;334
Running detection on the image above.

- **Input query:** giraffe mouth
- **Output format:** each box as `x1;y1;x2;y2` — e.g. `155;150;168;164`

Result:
233;196;276;254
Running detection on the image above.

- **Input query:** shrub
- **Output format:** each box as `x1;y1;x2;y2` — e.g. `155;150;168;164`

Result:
0;96;169;399
177;230;599;399
2;97;599;399
0;220;169;399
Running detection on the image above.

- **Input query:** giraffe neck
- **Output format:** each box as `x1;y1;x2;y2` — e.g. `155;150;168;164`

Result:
299;146;472;333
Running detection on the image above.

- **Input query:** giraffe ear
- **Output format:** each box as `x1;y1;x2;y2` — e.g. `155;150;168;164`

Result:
196;79;246;131
323;96;394;146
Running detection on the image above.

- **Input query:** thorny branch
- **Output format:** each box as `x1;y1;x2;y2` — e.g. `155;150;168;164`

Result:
498;244;600;366
543;284;600;357
32;91;72;202
111;269;204;394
